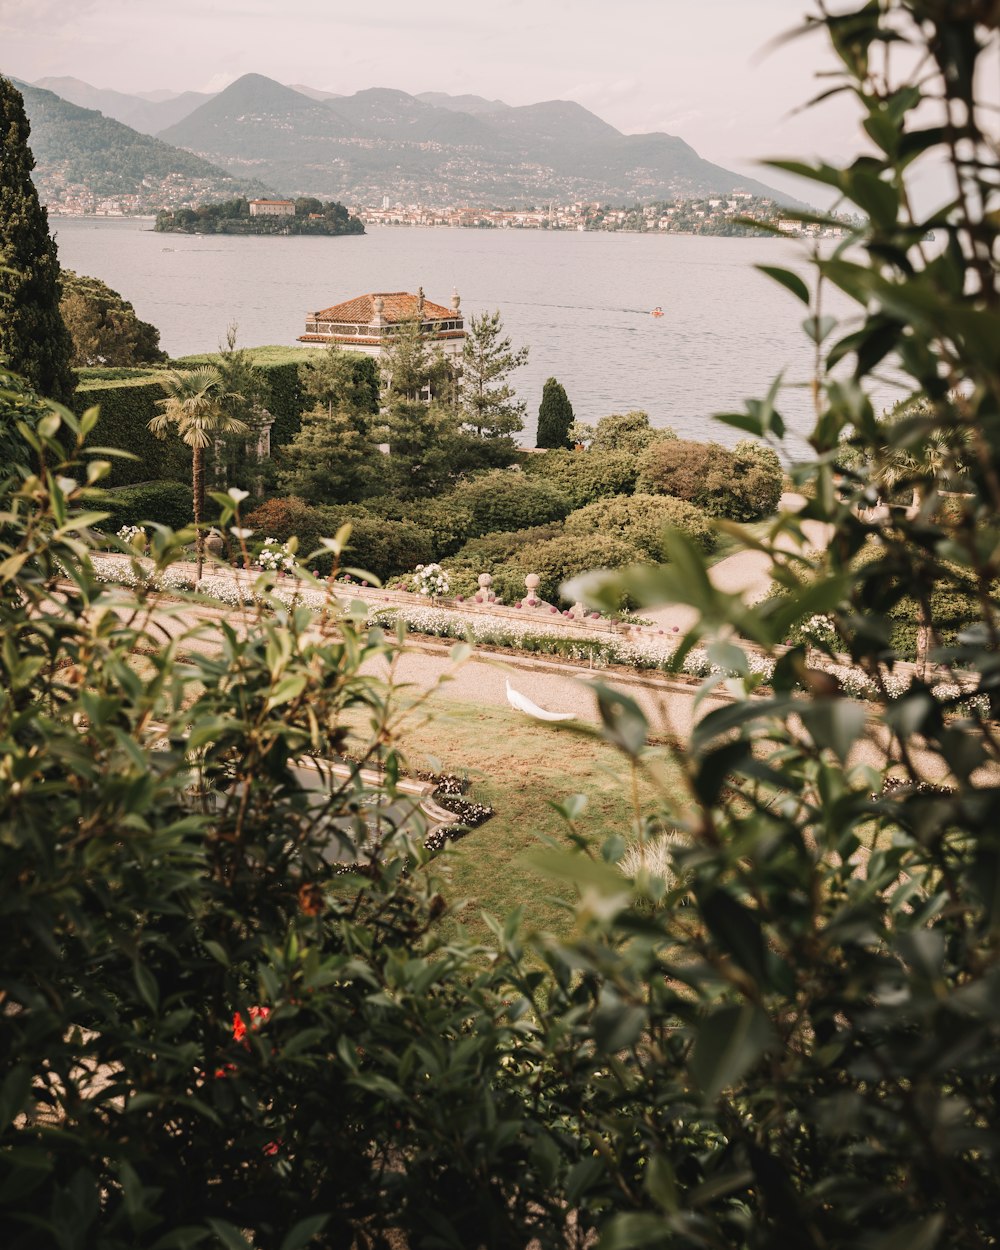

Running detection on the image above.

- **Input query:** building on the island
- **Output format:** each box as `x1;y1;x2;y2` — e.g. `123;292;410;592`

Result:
249;199;296;218
298;288;465;363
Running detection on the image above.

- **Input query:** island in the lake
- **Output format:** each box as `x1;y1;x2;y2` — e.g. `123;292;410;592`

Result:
155;196;365;236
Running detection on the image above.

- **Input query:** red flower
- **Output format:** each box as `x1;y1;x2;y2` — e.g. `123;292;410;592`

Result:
232;1005;271;1043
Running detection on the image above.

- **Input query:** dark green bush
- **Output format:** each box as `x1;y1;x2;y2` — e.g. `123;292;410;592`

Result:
449;523;565;570
563;493;717;559
340;517;435;582
72;377;190;487
363;494;476;560
522;449;638;509
97;480;194;533
243;496;432;581
447;470;571;537
495;533;639;604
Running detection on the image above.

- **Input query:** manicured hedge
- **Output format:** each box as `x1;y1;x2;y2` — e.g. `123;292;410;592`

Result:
521;449;639;509
492;533;640;606
563;493;717;559
97;480;194;532
72;377;190;487
363;494;476;560
243;496;432;580
449;524;565;570
175;352;306;450
447;470;571;537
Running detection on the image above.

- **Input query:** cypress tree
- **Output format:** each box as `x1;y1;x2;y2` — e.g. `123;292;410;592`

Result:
0;77;75;405
536;377;574;449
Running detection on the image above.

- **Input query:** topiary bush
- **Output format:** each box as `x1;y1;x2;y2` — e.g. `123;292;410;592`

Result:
522;449;639;509
97;480;194;533
589;411;675;455
341;517;435;583
563;493;717;560
494;533;639;605
447;470;571;537
363;494;476;560
636;437;782;520
449;523;565;571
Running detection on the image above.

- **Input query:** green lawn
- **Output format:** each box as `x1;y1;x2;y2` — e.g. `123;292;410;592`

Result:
342;697;684;942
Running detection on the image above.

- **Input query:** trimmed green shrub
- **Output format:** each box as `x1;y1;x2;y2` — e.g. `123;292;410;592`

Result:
522;449;639;509
363;494;476;560
449;524;565;571
563;493;717;559
243;496;431;581
589;411;674;455
636;437;782;521
97;480;194;533
494;533;639;605
447;470;571;537
341;518;435;583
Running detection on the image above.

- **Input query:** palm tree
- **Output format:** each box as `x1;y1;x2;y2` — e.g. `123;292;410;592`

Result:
148;367;249;579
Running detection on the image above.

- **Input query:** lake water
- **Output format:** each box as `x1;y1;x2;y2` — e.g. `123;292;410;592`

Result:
52;217;893;450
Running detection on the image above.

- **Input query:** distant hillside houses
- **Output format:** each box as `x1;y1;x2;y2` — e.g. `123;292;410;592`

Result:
355;195;848;237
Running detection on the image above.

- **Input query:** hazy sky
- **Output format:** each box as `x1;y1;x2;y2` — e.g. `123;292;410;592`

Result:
0;0;868;201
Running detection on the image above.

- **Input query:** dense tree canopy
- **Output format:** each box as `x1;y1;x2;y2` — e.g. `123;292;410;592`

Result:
59;269;167;367
0;76;75;404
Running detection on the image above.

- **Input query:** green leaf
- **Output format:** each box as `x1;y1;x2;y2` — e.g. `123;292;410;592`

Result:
134;960;159;1013
869;1216;946;1250
593;683;648;757
691;1003;773;1103
799;699;867;764
597;1212;672;1250
266;673;307;710
206;1220;254;1250
699;889;767;985
279;1215;330;1250
0;1064;32;1129
757;265;810;305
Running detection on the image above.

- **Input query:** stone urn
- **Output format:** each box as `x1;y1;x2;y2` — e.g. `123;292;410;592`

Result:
477;573;496;603
524;573;542;607
204;531;225;560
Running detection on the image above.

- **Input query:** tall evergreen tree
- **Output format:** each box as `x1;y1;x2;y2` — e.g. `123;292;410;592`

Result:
276;405;380;504
536;377;574;449
459;309;528;439
0;77;75;405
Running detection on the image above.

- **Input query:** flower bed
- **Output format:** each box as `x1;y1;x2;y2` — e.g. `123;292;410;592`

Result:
86;557;987;716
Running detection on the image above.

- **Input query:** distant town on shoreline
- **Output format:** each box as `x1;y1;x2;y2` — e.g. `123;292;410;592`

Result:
58;193;849;241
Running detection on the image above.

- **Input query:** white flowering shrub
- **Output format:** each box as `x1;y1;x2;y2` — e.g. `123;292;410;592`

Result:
116;524;146;547
256;537;295;572
801;614;838;648
411;563;450;597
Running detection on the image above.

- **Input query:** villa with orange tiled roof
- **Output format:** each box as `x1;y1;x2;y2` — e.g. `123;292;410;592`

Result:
298;288;465;362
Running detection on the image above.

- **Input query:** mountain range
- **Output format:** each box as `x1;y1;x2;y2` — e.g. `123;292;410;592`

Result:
18;71;787;209
12;79;271;211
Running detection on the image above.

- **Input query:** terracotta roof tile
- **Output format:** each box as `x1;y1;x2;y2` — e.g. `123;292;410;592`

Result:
310;291;455;324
